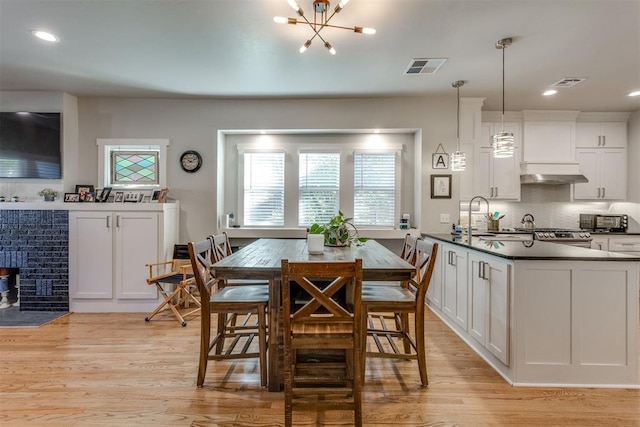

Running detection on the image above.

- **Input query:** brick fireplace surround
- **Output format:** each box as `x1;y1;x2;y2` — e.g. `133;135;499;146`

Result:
0;210;69;311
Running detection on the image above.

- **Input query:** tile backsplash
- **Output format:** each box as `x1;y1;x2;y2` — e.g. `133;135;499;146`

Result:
460;185;640;232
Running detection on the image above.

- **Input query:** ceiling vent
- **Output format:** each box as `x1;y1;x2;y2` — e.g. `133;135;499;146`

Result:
550;77;587;88
405;58;447;75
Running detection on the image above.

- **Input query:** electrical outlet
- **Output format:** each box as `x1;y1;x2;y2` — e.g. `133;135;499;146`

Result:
440;213;450;223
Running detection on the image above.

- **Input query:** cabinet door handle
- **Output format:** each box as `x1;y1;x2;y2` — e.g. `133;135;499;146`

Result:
602;188;605;198
116;215;120;228
478;261;484;279
451;252;456;266
495;187;498;198
597;187;601;198
597;135;601;146
602;135;606;146
597;243;602;250
106;216;110;229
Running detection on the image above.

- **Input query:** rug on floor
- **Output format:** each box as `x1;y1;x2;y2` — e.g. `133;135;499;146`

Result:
0;306;69;327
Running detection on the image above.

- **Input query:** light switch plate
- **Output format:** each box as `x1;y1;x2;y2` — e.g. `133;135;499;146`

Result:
440;213;450;223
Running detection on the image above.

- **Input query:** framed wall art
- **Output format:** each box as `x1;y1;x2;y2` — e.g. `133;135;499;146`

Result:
430;174;452;199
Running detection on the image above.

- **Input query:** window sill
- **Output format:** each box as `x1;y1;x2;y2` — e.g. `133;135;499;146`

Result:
221;227;420;240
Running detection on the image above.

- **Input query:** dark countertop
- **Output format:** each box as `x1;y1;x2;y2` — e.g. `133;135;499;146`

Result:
423;233;640;261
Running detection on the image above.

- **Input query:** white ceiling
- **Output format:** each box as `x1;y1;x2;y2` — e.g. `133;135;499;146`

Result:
1;0;639;112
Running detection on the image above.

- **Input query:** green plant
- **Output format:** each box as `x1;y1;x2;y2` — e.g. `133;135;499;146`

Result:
37;188;59;197
311;211;368;247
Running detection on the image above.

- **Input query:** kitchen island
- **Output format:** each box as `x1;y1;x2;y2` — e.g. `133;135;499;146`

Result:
423;233;640;388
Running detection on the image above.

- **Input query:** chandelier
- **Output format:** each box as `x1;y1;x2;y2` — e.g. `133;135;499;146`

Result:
274;0;376;55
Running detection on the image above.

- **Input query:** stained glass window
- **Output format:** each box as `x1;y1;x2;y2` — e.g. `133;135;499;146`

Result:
111;151;158;185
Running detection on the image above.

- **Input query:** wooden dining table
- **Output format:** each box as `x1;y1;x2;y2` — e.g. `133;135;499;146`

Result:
211;238;416;391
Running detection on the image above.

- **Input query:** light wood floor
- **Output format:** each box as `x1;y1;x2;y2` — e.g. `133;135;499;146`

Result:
1;309;638;427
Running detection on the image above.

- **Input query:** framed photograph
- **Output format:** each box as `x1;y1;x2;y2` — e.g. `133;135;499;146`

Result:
84;192;96;203
75;184;95;202
124;192;142;203
157;188;169;203
150;189;161;203
430;174;452;199
64;193;80;202
97;187;112;203
114;191;124;203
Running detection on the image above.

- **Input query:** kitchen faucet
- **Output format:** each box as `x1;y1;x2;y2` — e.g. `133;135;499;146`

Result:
468;196;490;244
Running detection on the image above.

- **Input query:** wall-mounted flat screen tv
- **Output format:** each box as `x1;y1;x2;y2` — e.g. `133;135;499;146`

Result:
0;112;62;179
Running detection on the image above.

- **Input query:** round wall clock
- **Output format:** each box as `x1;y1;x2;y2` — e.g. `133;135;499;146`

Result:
180;150;202;173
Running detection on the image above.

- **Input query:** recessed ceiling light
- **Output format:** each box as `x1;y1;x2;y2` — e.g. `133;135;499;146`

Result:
629;91;640;97
543;89;558;96
30;30;60;43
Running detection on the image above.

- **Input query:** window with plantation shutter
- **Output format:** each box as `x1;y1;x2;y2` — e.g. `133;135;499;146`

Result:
243;152;285;226
298;152;340;226
354;152;396;226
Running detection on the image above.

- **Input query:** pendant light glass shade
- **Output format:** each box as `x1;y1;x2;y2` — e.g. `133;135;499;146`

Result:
450;80;466;171
492;132;515;158
492;38;514;158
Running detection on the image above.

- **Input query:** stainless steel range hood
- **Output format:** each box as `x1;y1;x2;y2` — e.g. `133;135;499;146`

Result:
520;162;588;185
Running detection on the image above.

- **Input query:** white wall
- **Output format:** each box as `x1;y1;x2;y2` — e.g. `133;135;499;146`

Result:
75;96;460;241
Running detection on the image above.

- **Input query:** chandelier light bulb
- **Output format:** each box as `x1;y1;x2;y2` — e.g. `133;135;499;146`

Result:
287;0;300;12
325;42;336;55
299;40;312;53
628;90;640;97
362;27;376;35
273;16;288;24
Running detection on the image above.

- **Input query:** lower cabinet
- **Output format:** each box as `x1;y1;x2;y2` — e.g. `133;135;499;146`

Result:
441;243;469;330
425;243;443;309
469;253;510;365
69;205;178;312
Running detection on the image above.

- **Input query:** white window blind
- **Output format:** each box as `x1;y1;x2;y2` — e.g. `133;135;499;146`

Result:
354;152;396;226
244;152;285;226
298;152;340;226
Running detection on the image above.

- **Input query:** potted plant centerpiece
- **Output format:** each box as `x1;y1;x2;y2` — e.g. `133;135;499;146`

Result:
309;211;368;251
38;188;59;201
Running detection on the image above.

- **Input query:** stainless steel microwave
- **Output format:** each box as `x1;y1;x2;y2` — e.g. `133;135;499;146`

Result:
580;214;628;232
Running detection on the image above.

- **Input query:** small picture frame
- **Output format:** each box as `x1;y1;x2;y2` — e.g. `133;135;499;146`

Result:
84;192;96;203
124;192;142;203
114;191;124;203
157;188;169;203
64;193;80;202
97;187;112;203
75;184;95;202
150;189;161;203
430;174;452;199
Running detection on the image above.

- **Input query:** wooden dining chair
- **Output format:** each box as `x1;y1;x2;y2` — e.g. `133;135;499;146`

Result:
188;238;269;387
361;239;439;386
363;234;419;288
208;232;270;356
144;244;200;327
281;259;364;427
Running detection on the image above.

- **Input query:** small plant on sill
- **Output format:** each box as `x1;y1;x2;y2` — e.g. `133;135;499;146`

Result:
311;211;368;247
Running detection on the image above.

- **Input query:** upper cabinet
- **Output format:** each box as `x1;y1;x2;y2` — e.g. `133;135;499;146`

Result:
473;121;521;200
576;121;627;148
522;111;580;163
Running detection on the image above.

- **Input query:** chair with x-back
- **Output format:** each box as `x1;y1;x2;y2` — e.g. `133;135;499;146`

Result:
361;239;438;386
189;238;269;387
281;258;364;427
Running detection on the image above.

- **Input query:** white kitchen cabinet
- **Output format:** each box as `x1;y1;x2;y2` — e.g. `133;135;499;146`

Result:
426;240;443;309
574;148;626;200
590;236;609;251
473;122;521;200
523;120;576;162
576;121;627;148
69;203;179;312
607;236;640;254
442;243;468;330
469;253;510;365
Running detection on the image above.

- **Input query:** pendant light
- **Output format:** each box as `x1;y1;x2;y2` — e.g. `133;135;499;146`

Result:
492;37;514;158
450;80;466;171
